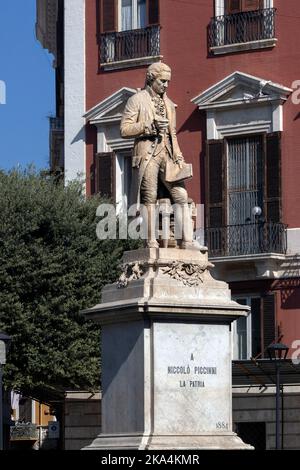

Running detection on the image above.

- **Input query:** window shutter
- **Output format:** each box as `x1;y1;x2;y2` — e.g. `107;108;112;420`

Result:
101;0;117;33
261;293;276;357
95;152;115;200
148;0;159;25
264;132;282;223
225;0;242;14
206;140;226;228
225;0;263;14
241;0;263;11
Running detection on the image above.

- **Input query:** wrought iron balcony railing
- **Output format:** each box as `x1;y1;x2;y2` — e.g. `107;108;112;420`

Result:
49;117;64;171
100;25;160;65
208;8;276;49
205;222;287;258
49;116;64;132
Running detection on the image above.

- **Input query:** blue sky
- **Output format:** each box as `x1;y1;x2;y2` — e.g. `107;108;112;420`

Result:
0;0;55;171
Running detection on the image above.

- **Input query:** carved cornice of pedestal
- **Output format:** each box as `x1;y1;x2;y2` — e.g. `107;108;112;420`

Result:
117;261;148;288
161;260;214;287
117;249;215;289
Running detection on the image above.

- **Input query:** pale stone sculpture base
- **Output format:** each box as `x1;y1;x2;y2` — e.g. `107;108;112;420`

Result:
83;248;252;450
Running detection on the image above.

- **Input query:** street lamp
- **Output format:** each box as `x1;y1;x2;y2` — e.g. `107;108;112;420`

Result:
267;342;289;450
252;206;262;218
0;331;11;451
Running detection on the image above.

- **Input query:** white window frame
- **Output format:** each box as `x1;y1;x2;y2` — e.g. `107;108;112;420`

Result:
118;0;147;31
116;151;133;213
232;295;261;360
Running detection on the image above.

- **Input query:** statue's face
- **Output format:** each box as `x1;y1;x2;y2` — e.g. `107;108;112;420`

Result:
151;72;171;96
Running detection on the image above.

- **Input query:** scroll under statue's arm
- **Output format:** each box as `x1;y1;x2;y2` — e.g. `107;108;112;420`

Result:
120;94;157;139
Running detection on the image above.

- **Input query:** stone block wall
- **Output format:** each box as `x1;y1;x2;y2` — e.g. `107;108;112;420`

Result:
64;391;101;450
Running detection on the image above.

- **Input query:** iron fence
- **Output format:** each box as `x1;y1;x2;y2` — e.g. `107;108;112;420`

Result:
208;8;276;48
100;25;160;64
206;222;287;258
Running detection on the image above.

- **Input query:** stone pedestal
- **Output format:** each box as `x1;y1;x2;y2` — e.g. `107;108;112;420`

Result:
82;248;252;450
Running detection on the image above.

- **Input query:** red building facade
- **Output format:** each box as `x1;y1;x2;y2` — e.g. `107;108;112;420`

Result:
83;0;300;362
37;0;300;448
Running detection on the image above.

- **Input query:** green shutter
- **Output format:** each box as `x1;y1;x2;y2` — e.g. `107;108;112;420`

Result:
206;140;225;228
101;0;117;33
95;152;115;200
264;132;282;223
148;0;159;25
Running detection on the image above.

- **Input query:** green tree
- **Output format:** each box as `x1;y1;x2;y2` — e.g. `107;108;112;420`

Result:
0;167;136;401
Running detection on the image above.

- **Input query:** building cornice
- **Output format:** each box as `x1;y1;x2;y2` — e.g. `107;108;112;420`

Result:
35;0;58;58
191;71;292;111
84;87;137;125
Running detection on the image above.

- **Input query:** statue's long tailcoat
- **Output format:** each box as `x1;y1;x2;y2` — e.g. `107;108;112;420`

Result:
120;89;182;208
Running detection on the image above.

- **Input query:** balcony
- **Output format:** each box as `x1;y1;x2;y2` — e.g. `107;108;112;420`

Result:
205;222;287;282
206;222;287;258
49;116;64;172
208;8;277;55
50;116;64;132
100;25;161;70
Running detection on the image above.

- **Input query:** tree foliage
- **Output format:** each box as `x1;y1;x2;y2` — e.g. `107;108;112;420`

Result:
0;168;136;400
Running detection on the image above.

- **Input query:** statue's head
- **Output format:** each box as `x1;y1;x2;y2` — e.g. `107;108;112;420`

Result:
146;62;171;95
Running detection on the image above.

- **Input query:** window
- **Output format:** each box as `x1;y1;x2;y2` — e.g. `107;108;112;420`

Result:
225;0;264;14
94;151;133;213
232;294;276;360
120;0;147;31
233;296;261;360
116;151;134;211
100;0;160;67
205;133;285;257
227;136;263;226
209;0;276;53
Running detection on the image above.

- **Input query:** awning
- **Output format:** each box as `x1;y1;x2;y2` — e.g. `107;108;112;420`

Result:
232;359;300;387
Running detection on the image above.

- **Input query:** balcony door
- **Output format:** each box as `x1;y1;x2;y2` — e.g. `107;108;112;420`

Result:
224;0;265;44
120;0;147;31
227;136;263;255
100;0;160;65
205;132;282;257
227;135;263;225
225;0;263;14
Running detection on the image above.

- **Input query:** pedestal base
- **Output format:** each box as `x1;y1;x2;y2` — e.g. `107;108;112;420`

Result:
83;248;251;451
84;432;252;450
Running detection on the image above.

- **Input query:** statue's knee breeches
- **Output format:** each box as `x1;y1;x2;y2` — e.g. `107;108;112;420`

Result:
140;158;160;204
169;184;188;205
140;186;158;205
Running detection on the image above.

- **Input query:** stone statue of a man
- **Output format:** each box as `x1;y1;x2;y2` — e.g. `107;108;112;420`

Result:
120;62;197;250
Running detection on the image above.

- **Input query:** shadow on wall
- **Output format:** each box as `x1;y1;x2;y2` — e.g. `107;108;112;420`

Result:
273;256;300;310
178;109;207;205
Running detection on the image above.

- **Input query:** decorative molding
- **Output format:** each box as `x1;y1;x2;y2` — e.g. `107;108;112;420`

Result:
191;71;292;140
117;262;147;288
210;253;300;282
211;38;277;55
100;55;163;71
85;87;137;154
191;71;292;110
84;87;137;124
117;257;215;288
161;261;212;287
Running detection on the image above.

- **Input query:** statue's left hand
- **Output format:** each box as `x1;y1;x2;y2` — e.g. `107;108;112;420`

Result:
175;155;184;168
